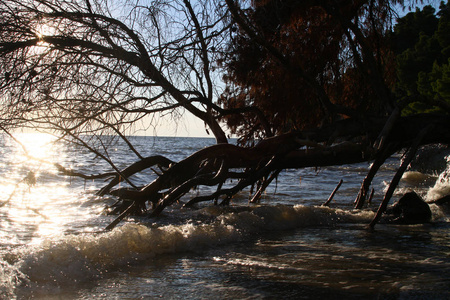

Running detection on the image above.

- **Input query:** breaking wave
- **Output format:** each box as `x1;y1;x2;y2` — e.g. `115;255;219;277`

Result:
1;205;375;296
426;156;450;201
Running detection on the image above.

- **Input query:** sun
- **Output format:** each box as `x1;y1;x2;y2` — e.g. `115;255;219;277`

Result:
34;17;56;48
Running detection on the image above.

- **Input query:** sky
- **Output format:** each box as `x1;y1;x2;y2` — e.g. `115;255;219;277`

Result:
143;112;215;138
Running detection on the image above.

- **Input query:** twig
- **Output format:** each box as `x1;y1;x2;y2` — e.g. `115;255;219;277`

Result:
367;188;375;204
322;179;343;206
249;169;281;203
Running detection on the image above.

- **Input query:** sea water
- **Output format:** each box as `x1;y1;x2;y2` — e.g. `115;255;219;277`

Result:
0;134;449;299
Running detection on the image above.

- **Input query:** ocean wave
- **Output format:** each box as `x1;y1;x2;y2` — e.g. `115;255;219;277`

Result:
3;202;449;297
0;205;375;292
401;171;437;186
426;162;450;201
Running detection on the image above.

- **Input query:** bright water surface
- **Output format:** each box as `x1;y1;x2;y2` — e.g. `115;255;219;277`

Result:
0;134;449;299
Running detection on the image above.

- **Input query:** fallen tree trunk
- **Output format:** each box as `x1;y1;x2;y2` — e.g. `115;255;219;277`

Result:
86;114;450;230
97;155;173;196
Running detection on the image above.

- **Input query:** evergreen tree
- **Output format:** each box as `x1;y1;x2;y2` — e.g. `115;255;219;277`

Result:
393;1;450;114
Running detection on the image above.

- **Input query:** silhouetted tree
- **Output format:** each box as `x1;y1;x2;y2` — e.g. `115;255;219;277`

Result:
1;0;449;229
220;0;398;144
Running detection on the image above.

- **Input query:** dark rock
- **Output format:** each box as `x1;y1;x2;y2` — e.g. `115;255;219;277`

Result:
386;191;432;224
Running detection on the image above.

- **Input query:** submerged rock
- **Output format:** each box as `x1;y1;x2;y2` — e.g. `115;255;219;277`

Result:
386;191;432;224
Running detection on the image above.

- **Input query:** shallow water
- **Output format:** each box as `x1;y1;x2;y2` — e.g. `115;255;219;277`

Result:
1;134;449;299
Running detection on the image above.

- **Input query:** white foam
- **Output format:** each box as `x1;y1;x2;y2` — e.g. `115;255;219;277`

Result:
426;160;450;201
11;220;240;288
0;259;27;299
429;204;450;222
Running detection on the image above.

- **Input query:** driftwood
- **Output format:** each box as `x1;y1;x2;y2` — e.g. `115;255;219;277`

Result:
106;115;450;230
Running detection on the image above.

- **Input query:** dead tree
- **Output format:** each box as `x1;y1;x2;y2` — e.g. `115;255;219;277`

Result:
98;114;450;229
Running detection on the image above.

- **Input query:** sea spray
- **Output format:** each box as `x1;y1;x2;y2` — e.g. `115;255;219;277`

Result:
0;259;28;299
426;156;450;201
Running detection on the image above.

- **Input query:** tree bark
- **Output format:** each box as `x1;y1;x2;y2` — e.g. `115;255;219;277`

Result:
97;155;173;196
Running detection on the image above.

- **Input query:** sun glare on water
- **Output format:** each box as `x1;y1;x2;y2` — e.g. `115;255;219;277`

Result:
0;133;94;245
15;132;57;160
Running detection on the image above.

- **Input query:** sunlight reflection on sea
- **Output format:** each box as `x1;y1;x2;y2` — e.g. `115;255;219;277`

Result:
0;133;105;247
0;133;448;299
